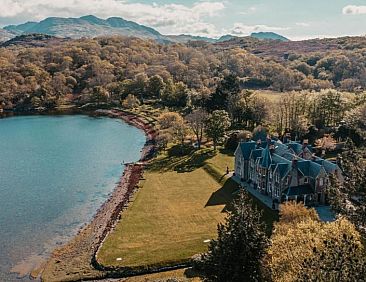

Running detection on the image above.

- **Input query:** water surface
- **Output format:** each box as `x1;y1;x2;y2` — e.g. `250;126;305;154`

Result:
0;115;145;281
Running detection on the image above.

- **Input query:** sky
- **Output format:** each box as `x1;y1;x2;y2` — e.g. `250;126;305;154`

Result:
0;0;366;40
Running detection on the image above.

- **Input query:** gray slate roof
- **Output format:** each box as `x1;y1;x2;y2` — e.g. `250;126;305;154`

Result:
238;139;340;179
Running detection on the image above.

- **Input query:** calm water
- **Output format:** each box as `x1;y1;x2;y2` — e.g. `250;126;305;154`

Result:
0;115;145;281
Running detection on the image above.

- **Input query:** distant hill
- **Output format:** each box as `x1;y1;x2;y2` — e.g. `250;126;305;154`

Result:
165;34;217;43
3;15;170;43
1;34;69;48
250;32;289;42
217;34;239;42
2;15;291;45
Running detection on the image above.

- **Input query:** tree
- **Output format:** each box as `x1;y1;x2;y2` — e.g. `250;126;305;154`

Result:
298;226;366;282
161;80;189;107
155;132;171;151
186;108;208;149
147;75;165;99
328;147;366;237
90;86;110;103
158;112;184;130
122;94;140;109
158;112;188;151
208;74;240;111
205;110;231;150
197;191;269;282
266;202;365;282
314;134;337;155
308;90;346;128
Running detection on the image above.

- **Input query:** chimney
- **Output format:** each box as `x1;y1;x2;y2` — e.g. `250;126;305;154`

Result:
269;141;275;155
303;139;309;148
256;139;262;148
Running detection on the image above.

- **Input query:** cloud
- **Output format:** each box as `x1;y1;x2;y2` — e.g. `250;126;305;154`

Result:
296;22;310;27
239;6;257;15
0;0;225;36
342;5;366;15
228;23;290;36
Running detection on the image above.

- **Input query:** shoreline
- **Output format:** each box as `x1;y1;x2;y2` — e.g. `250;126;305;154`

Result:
39;109;157;281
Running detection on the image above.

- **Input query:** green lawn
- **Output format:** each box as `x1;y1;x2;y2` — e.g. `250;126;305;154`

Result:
97;148;276;268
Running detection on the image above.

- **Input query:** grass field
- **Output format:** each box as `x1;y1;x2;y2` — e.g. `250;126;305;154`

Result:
97;146;276;270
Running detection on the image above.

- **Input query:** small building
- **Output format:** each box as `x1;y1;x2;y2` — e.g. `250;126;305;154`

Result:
234;138;342;206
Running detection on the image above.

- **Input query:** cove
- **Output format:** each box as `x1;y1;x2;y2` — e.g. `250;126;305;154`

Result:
0;115;145;281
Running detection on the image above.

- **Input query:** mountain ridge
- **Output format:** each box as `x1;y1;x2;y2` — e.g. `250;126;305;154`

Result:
0;15;289;44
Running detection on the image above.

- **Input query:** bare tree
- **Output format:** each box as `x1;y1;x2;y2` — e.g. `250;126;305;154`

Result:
186;108;208;149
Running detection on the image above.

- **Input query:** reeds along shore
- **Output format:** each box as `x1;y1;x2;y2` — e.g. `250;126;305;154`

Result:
40;109;157;281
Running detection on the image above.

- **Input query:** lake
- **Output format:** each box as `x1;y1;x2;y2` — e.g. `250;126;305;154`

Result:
0;115;145;281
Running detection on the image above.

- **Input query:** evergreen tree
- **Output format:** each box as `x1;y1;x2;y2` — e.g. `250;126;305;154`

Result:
198;191;268;282
208;74;240;111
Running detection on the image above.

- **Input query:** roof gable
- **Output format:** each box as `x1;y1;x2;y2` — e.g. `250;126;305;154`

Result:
238;141;256;160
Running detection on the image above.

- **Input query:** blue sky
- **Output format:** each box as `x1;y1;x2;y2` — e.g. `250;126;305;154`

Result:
1;0;366;40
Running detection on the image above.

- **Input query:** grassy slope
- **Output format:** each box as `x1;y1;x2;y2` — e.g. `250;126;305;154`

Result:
97;147;277;269
97;149;236;267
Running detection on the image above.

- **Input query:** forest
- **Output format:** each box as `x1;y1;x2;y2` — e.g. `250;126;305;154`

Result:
1;35;366;112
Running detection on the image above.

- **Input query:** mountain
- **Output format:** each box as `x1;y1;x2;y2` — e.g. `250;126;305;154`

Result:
3;15;169;43
250;32;289;42
2;15;290;44
217;34;239;42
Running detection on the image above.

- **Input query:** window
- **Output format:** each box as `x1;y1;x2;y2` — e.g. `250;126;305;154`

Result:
319;178;324;186
276;173;280;182
275;186;280;197
304;177;309;184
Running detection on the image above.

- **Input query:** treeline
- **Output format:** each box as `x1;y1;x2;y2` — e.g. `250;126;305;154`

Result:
155;87;366;151
1;35;366;112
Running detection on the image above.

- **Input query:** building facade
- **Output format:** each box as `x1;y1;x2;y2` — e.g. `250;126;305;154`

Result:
234;139;342;205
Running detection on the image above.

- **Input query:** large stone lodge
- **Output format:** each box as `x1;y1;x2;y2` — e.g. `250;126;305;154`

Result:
234;137;343;206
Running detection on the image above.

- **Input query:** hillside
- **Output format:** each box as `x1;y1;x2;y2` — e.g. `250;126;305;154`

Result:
0;34;68;48
4;15;170;43
2;15;290;45
251;32;289;42
213;36;366;61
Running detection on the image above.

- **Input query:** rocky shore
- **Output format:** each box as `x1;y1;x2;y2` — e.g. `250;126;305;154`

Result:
40;109;157;282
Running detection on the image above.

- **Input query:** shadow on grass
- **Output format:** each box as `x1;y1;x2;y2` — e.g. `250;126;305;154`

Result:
205;178;279;235
205;178;238;210
218;147;235;157
148;145;217;173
